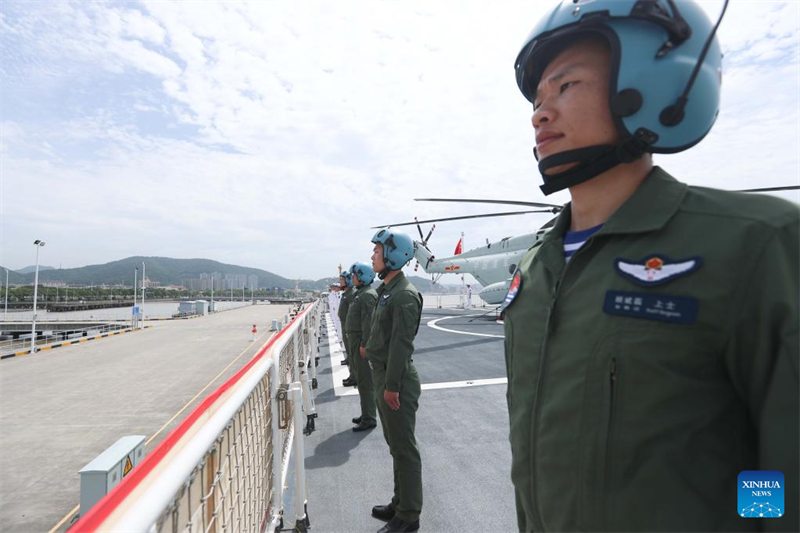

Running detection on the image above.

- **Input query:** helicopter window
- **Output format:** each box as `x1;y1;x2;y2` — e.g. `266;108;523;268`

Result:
509;264;517;274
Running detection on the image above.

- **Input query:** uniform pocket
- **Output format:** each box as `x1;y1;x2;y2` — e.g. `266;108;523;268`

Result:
583;323;727;530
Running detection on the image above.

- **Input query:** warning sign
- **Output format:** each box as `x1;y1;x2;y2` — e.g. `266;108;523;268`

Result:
123;455;133;477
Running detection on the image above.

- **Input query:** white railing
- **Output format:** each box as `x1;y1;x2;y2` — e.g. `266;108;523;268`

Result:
0;323;132;355
72;300;321;533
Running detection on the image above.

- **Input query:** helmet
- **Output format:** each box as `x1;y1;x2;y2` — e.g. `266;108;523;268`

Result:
340;271;354;288
515;0;726;194
371;229;414;278
350;262;376;286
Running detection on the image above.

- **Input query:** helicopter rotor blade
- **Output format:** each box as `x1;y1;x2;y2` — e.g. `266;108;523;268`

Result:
737;185;800;193
414;217;425;241
415;197;563;210
424;224;436;245
372;210;556;229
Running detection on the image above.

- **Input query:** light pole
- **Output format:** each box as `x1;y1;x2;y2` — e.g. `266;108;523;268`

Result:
140;262;146;329
30;240;45;353
211;274;214;311
4;268;8;319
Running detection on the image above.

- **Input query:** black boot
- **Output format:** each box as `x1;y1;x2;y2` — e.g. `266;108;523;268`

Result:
377;516;419;533
353;421;376;432
352;416;362;424
371;504;395;521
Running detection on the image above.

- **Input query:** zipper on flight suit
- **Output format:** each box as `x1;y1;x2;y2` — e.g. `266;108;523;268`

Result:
603;357;618;528
529;236;596;531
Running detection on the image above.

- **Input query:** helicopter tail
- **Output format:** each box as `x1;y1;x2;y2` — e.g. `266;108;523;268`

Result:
413;241;436;273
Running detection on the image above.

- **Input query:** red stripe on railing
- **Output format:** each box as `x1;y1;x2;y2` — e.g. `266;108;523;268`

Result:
73;305;312;531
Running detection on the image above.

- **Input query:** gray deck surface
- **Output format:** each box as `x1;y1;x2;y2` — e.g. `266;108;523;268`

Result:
0;304;293;533
304;309;517;533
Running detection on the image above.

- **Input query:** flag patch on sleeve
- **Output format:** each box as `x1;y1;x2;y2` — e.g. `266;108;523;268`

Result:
501;269;522;312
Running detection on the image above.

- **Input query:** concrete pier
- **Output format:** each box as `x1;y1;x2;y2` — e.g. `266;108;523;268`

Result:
0;303;295;533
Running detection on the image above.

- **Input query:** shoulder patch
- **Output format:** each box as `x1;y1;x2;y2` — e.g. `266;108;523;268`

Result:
501;269;523;312
614;255;701;286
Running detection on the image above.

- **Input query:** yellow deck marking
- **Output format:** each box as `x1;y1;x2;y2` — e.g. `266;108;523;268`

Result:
145;331;275;445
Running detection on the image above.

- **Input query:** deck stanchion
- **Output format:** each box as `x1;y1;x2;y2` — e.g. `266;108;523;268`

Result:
291;383;309;532
270;361;283;530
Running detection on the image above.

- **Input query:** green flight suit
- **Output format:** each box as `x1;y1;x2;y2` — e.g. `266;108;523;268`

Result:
346;283;379;424
504;167;799;532
365;271;424;522
338;287;355;381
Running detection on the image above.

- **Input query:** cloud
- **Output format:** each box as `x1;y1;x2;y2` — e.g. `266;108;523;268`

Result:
1;0;797;281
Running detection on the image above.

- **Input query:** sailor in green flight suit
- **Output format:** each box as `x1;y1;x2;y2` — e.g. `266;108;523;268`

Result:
505;1;799;532
338;271;357;387
365;229;423;533
346;261;379;432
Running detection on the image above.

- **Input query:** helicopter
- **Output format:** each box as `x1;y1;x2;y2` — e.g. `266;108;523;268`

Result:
374;185;799;306
374;198;563;305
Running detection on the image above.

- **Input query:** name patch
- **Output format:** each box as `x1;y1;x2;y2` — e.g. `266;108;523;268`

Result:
603;290;698;325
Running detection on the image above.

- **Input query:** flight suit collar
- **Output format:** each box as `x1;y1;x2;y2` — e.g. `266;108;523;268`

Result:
381;271;406;293
600;166;687;236
535;167;686;275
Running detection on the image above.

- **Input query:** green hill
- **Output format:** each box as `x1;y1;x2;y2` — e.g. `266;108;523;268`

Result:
0;267;28;285
8;257;297;289
3;257;461;293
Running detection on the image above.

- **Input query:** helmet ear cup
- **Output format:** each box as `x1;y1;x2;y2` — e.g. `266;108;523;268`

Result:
611;89;643;117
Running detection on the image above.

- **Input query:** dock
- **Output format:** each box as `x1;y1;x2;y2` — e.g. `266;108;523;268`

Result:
0;303;294;532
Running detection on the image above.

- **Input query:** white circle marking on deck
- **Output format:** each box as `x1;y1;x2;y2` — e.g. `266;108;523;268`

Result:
426;315;504;338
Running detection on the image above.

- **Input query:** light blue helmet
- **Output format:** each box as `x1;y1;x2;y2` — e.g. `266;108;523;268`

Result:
515;0;727;194
371;229;414;279
350;262;376;286
340;271;354;288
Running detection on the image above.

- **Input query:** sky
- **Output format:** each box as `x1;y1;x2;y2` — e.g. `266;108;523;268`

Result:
1;0;798;281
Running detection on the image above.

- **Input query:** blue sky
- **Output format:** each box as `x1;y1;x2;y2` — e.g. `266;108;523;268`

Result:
1;1;798;280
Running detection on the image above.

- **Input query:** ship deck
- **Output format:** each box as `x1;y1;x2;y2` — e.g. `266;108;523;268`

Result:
302;307;516;533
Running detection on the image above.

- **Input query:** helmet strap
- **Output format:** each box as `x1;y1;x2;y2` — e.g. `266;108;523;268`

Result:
377;267;391;281
537;134;651;195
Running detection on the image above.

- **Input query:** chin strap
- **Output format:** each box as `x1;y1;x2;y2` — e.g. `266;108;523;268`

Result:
537;132;653;195
377;267;391;280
